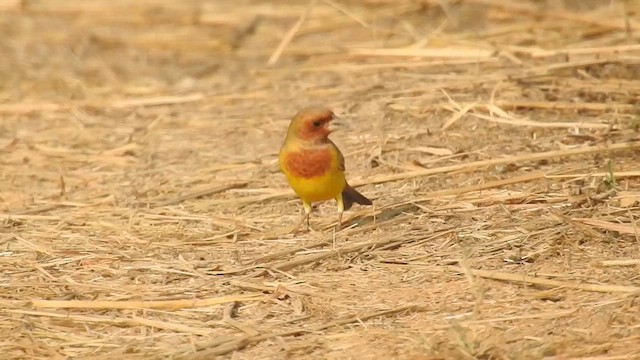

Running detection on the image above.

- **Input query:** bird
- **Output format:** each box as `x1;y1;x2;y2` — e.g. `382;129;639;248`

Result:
279;106;372;232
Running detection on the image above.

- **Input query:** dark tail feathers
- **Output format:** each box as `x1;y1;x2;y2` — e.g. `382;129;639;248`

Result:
342;183;372;211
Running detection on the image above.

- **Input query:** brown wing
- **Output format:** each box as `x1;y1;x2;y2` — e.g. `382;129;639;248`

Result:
329;139;345;172
329;140;372;209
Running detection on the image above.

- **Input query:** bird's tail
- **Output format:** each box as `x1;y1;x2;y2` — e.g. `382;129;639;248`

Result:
342;183;372;211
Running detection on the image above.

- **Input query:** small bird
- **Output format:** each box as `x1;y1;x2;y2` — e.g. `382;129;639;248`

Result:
279;106;372;232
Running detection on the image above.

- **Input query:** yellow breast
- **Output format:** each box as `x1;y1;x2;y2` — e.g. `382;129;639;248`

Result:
279;145;346;203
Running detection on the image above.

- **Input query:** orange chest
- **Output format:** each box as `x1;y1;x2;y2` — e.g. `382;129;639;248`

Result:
281;148;336;179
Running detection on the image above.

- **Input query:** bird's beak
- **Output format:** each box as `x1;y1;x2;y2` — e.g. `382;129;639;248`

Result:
328;116;349;133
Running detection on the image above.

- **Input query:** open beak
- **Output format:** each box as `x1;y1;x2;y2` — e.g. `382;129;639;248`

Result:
327;116;350;133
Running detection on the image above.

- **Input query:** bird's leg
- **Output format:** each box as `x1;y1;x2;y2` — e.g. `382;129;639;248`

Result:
336;194;345;231
292;201;312;233
303;201;312;231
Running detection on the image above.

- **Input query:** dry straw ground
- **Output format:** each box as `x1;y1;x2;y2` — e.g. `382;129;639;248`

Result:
1;0;640;359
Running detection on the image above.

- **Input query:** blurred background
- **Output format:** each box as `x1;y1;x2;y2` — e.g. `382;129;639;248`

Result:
1;1;640;359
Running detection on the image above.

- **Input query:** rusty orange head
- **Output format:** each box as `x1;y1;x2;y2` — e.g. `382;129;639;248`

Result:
285;106;343;143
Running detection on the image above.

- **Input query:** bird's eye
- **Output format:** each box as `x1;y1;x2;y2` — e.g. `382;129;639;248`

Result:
312;121;322;127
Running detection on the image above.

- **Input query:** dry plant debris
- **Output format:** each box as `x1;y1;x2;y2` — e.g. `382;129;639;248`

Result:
1;0;640;358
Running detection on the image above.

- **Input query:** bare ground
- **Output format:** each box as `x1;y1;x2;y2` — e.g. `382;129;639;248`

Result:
1;0;640;359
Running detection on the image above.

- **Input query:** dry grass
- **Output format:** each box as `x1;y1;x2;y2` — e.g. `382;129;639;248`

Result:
1;0;640;358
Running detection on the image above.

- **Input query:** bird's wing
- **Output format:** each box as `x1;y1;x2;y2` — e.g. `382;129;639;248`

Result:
330;140;345;172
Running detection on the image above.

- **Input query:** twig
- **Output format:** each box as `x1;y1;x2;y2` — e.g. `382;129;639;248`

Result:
546;171;640;179
0;93;204;114
467;0;639;31
352;141;640;187
267;0;317;65
31;293;264;310
251;239;331;264
599;259;640;267
267;235;413;271
492;100;638;113
6;309;217;336
229;279;333;298
468;111;610;129
9;204;63;215
572;218;640;236
348;47;495;59
449;267;640;293
154;182;248;207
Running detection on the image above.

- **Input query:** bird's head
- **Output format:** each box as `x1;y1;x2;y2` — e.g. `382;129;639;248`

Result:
286;106;344;143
